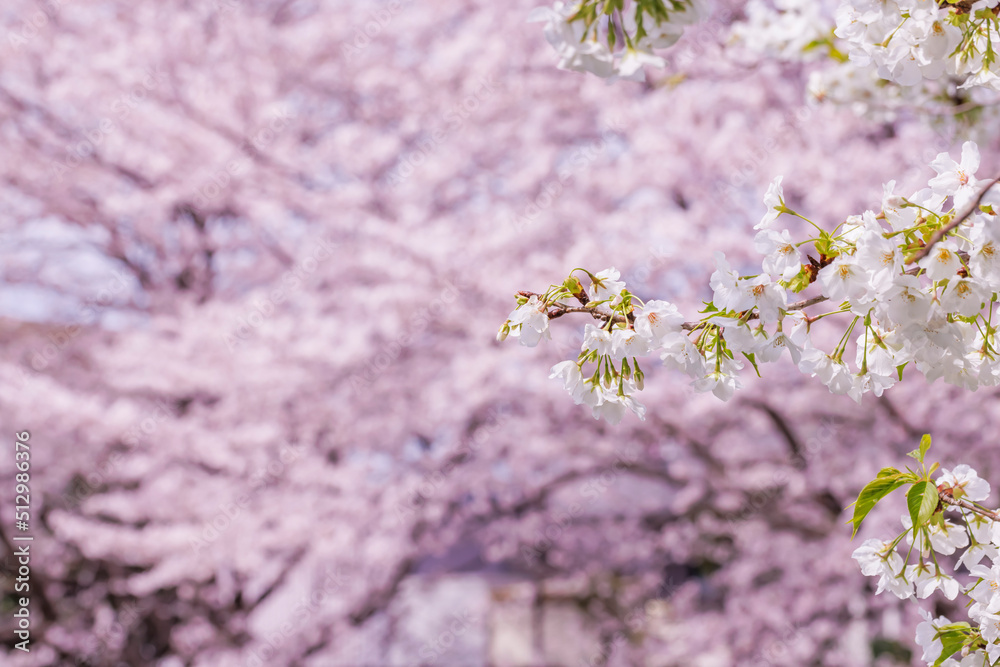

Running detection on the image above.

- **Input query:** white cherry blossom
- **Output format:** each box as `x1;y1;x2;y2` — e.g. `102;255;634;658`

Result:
818;256;870;305
919;241;963;282
588;267;627;303
634;300;685;345
937;464;991;502
755;228;802;281
755;176;785;230
506;295;551;347
930;141;984;207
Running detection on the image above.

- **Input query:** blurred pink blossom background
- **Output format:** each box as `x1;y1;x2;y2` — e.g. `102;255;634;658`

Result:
0;0;999;665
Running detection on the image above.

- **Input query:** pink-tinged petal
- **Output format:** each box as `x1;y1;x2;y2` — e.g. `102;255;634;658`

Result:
961;140;981;174
928;172;961;196
929;154;959;176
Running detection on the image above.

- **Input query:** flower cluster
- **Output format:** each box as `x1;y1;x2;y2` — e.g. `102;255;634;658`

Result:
851;438;1000;665
729;0;835;62
532;0;1000;94
807;61;953;122
528;0;707;81
532;0;1000;125
500;141;1000;423
835;0;1000;90
730;0;1000;123
498;270;685;423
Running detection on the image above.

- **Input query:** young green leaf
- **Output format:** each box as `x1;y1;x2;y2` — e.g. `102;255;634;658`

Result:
907;480;939;529
849;476;909;538
783;267;812;293
906;433;933;464
933;626;971;667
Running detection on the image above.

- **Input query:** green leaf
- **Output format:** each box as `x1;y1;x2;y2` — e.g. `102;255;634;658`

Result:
801;38;828;53
849;476;909;538
906;435;931;465
814;231;833;258
783;267;812;293
563;276;584;295
907;481;939;529
742;352;762;378
896;362;907;381
919;434;932;461
937;621;971;632
933;627;971;666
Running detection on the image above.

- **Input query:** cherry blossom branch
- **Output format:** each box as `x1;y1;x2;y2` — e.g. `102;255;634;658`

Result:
939;491;1000;522
908;174;1000;264
782;294;830;316
528;289;845;331
504;149;1000;417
